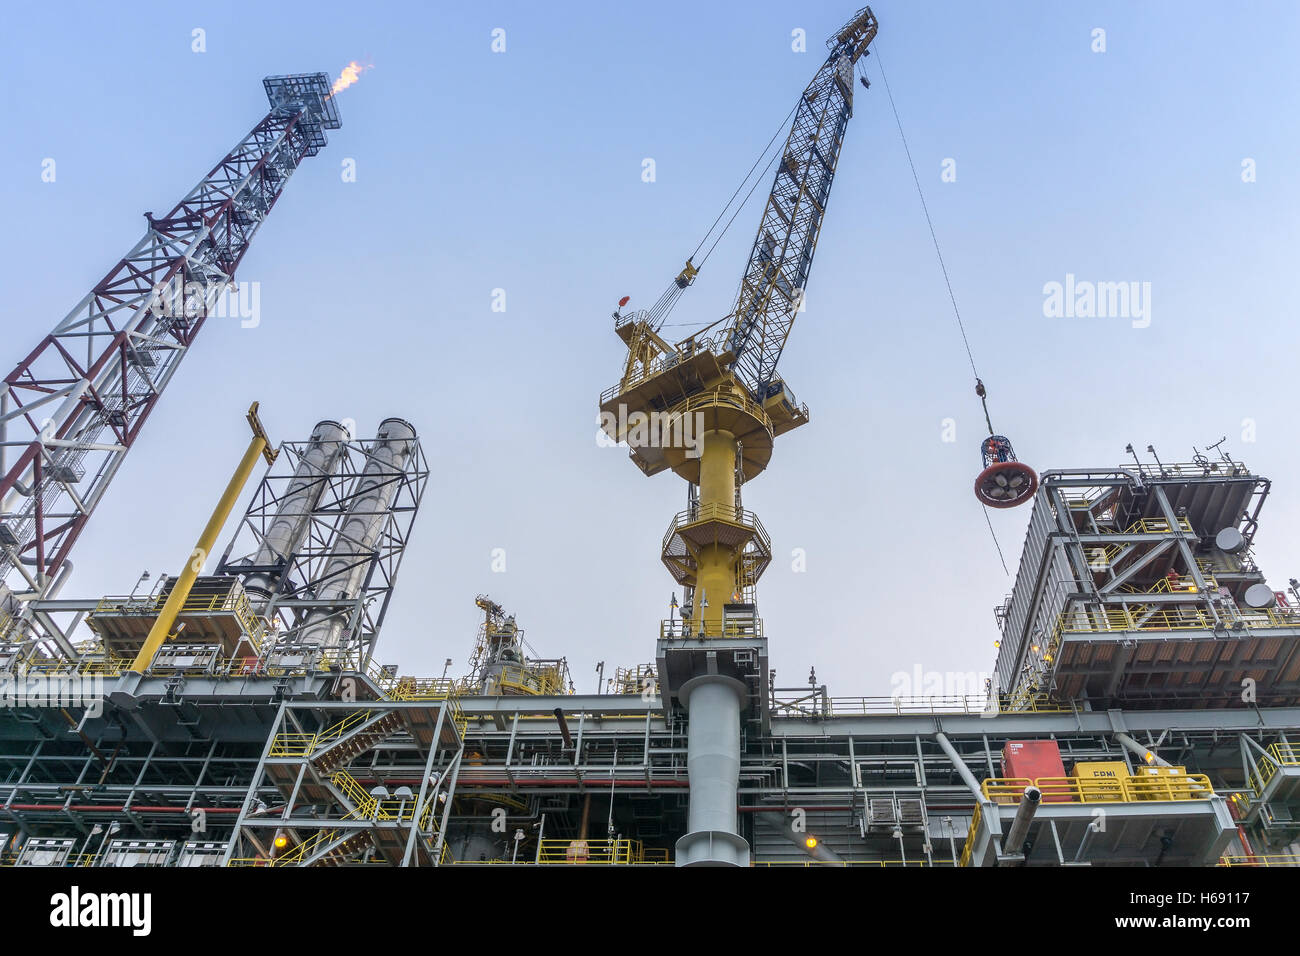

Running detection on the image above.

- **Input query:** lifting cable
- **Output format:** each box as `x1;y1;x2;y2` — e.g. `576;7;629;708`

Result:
867;44;1009;574
648;102;801;333
691;100;799;269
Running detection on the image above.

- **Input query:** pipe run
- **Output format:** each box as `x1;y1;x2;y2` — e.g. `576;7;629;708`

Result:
3;804;242;813
756;811;843;863
1002;785;1041;860
1114;732;1173;768
934;732;985;801
297;418;416;652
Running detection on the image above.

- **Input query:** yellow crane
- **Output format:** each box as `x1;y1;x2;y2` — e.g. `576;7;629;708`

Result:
600;7;878;637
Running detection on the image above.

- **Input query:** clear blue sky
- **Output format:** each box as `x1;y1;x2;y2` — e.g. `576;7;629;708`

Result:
3;1;1299;695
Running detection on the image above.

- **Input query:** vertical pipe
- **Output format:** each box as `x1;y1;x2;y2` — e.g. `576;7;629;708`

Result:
240;420;348;605
297;418;416;652
934;732;986;802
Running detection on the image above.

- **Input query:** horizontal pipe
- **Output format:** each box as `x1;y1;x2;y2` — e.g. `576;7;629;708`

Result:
322;777;692;789
2;804;241;813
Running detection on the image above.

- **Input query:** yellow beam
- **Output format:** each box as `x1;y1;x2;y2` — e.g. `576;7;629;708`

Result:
129;403;276;673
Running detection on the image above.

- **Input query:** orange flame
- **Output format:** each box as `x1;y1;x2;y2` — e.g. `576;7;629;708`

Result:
327;60;372;99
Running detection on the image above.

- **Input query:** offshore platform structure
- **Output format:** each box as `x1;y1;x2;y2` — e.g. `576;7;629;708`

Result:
0;75;458;868
462;596;570;697
4;17;1300;870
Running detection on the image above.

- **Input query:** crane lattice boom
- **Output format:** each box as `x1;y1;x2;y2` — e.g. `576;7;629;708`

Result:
725;7;877;399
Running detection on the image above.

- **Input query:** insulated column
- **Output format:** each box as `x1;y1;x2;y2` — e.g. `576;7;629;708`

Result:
675;675;749;866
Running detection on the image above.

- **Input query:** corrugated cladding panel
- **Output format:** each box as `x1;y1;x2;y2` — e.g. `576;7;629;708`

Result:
995;487;1065;692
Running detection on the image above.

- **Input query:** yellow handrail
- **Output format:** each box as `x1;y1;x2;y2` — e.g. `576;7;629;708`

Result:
1246;742;1300;795
535;839;644;864
980;774;1214;803
1218;854;1300;867
959;802;983;868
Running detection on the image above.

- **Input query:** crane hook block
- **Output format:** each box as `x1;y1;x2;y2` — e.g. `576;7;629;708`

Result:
974;435;1038;509
675;259;699;290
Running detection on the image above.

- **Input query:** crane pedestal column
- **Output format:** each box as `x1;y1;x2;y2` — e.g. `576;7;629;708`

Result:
675;675;749;866
657;385;775;636
694;428;738;633
656;634;768;867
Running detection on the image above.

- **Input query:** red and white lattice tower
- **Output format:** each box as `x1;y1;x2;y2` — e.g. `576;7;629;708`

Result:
0;74;341;598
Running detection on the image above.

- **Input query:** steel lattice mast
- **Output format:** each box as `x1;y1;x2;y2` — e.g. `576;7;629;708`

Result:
0;74;341;596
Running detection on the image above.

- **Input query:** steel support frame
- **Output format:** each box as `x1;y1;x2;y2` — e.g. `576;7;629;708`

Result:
219;434;430;667
0;93;330;598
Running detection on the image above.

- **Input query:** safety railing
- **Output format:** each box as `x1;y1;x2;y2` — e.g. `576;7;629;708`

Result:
90;579;268;648
494;665;566;697
611;665;658;696
384;675;457;701
20;654;133;677
226;854;392;867
269;708;373;758
754;859;948;867
1218;854;1300;867
1054;604;1300;641
366;662;470;739
420;795;443;833
959;802;983;868
1127;572;1212;595
1;852;101;867
232;827;344;867
267;732;316;758
17;650;277;679
1246;742;1300;796
597;334;730;404
535;839;645;864
1093;516;1195;566
1129;460;1251;480
659;617;765;640
981;775;1214;804
1004;689;1067;714
663;502;772;555
769;694;1071;718
332;769;378;819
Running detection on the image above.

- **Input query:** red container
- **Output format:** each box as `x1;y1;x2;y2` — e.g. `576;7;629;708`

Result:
1001;740;1071;802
